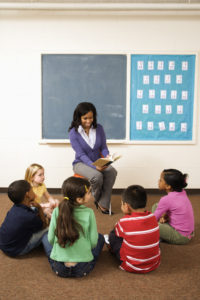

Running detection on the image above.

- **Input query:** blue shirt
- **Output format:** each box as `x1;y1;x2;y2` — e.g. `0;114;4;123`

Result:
0;204;43;256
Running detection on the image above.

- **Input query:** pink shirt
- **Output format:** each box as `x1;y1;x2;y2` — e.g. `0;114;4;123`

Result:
154;190;194;237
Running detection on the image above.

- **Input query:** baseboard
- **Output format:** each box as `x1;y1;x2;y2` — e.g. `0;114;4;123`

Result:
1;187;200;195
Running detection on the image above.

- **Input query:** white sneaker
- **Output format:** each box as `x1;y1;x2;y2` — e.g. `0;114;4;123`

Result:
104;234;110;244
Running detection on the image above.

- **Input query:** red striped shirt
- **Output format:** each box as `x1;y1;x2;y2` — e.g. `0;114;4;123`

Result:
115;211;160;273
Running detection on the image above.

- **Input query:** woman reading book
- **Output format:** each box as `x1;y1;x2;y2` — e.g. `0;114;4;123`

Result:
68;102;117;214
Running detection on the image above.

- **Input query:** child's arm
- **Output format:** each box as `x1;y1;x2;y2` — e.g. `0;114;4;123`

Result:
115;220;125;239
89;211;98;249
30;200;48;228
153;196;169;222
48;207;58;245
159;213;169;224
43;190;53;202
43;190;59;208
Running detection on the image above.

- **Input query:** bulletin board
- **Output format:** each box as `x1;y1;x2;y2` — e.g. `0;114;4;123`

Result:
130;54;196;141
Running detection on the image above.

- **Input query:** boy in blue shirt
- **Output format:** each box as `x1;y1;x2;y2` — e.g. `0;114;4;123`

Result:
0;180;48;257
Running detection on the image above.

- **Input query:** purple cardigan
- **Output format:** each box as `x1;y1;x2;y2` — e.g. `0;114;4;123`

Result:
69;124;109;169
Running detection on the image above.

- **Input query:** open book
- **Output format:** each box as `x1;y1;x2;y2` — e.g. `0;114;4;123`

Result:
92;153;121;168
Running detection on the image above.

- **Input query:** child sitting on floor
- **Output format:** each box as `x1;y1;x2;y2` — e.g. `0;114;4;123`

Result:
0;180;48;257
152;169;194;245
42;176;104;278
105;185;160;273
25;163;59;218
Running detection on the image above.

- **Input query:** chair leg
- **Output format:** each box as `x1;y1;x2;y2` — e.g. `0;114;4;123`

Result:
109;202;112;216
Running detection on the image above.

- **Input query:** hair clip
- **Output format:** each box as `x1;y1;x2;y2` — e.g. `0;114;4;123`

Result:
64;196;69;200
85;185;88;192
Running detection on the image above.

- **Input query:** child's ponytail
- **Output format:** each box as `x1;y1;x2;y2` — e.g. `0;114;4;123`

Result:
55;176;90;248
55;198;82;247
163;169;188;192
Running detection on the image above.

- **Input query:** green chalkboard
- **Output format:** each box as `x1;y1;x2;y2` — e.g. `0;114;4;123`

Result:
42;54;127;140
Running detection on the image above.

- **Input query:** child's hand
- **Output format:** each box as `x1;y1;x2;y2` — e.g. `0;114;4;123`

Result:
49;198;59;209
159;214;169;224
43;207;52;219
29;200;41;209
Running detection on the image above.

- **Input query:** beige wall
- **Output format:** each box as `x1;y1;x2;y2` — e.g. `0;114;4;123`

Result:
0;9;200;188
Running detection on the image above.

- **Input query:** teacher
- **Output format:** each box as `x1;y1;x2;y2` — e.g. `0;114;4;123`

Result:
68;102;117;214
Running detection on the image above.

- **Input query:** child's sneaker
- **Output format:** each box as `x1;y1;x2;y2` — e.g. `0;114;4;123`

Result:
104;234;110;245
104;234;112;251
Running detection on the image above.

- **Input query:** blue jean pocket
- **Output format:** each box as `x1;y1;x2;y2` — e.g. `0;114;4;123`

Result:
50;260;94;278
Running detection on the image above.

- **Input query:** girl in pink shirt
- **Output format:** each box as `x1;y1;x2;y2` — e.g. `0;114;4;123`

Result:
152;169;194;245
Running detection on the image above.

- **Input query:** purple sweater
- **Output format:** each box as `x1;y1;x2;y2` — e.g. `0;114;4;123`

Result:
69;124;109;169
154;190;194;237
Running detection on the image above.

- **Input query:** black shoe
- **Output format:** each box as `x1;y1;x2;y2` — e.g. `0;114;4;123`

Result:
94;201;113;215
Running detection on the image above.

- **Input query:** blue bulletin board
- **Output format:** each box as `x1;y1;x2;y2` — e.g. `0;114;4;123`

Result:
130;54;196;141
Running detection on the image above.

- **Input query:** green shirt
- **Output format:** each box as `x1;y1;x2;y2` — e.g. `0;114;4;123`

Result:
48;205;98;262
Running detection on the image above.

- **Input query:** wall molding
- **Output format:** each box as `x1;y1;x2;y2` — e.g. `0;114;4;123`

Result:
0;187;200;195
1;2;200;16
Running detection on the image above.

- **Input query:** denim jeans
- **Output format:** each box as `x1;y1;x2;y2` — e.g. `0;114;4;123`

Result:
109;229;123;262
42;233;104;278
19;227;48;255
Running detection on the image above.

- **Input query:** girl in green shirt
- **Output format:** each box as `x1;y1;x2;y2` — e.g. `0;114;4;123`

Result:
42;176;104;278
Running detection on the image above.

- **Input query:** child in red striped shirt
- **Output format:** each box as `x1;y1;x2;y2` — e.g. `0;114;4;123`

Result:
105;185;160;273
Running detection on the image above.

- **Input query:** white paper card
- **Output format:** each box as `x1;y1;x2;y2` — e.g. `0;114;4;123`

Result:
142;104;149;114
137;61;144;70
165;74;171;84
147;122;154;131
148;61;154;70
169;122;175;131
149;89;155;99
182;61;188;71
171;90;177;99
182;91;188;100
177;105;183;114
181;123;187;132
166;105;172;114
154;75;160;84
137;90;143;99
157;61;164;70
159;122;166;131
155;105;161;114
176;75;182;84
160;90;167;99
136;121;142;130
168;61;175;70
143;75;149;85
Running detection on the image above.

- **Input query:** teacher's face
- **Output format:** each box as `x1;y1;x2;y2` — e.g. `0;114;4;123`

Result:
81;111;94;129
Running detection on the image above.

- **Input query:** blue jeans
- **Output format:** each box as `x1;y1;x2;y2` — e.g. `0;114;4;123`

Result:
42;233;105;278
19;228;48;255
109;229;123;262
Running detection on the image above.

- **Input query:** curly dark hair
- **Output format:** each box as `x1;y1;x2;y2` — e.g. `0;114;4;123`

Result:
68;102;97;132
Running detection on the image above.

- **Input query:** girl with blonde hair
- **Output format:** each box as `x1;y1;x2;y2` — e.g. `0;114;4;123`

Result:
25;163;59;218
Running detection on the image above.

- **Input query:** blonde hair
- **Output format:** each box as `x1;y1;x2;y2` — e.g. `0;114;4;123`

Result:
25;163;44;186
